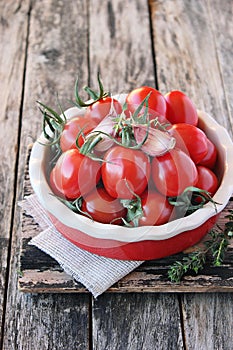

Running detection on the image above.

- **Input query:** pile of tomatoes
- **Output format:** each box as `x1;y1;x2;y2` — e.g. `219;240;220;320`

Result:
41;79;219;227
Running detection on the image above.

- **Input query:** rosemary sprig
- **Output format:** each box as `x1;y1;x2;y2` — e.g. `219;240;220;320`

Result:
37;99;66;146
168;209;233;282
74;72;109;108
52;195;94;220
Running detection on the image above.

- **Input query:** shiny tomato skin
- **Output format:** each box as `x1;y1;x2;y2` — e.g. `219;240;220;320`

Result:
196;165;219;195
60;116;97;152
139;191;173;226
102;146;151;199
81;187;127;224
151;149;198;197
126;86;167;123
49;167;64;198
51;149;101;200
198;138;217;169
169;123;208;164
85;97;122;123
165;90;198;126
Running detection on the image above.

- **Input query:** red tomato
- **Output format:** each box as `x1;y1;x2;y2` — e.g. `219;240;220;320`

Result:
169;123;208;164
165;90;198;126
198;138;217;169
85;97;122;123
101;146;151;199
81;187;127;224
50;149;101;200
126;86;167;123
196;165;219;194
60;116;97;152
151;149;198;197
139;191;173;226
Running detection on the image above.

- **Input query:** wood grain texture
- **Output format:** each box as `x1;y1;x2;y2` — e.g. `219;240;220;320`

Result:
92;293;184;350
0;0;30;345
208;0;233;137
3;293;90;350
88;0;155;92
2;1;90;349
181;293;233;350
151;0;233;349
150;0;231;130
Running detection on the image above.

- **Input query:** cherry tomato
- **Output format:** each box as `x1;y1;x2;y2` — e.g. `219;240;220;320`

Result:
196;165;219;194
139;191;173;226
151;149;198;197
165;90;198;126
169;123;208;164
198;138;217;169
50;149;101;200
126;86;167;123
60;116;97;152
81;187;127;224
85;97;122;124
102;146;151;199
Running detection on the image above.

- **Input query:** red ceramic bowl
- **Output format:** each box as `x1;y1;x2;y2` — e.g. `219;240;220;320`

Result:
29;95;233;260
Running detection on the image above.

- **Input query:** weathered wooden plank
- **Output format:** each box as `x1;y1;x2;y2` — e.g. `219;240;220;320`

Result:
150;0;231;130
181;293;233;350
208;0;233;136
4;293;90;350
151;0;233;349
2;1;91;349
92;293;184;350
0;0;30;345
88;0;155;92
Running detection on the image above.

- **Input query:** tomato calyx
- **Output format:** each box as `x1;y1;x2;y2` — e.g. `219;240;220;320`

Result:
121;197;143;227
74;72;109;108
117;180;143;227
168;186;219;217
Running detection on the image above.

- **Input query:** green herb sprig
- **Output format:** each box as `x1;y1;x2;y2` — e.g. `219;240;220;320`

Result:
168;209;233;282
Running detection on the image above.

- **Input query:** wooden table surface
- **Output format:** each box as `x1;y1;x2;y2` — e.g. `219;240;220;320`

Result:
1;1;233;349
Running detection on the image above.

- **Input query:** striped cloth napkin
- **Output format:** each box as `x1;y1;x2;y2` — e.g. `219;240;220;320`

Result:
20;195;143;297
